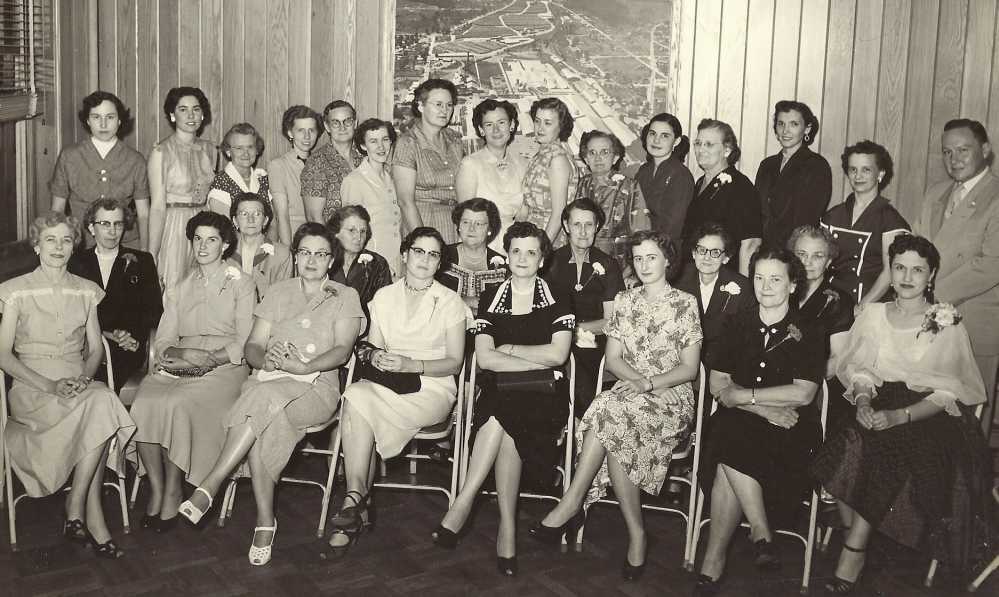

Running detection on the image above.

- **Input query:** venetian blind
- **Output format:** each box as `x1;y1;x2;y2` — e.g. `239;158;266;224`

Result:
0;0;51;122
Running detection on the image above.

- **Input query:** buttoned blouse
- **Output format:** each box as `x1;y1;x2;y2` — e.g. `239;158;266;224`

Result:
0;269;104;361
369;280;468;363
542;245;624;323
341;158;403;276
634;154;695;245
755;146;832;247
685;165;762;249
267;149;308;232
715;309;824;391
300;142;364;221
154;265;256;364
50;139;150;212
392;125;465;206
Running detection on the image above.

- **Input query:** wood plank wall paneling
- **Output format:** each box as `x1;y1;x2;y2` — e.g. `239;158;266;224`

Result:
34;0;395;209
674;0;999;222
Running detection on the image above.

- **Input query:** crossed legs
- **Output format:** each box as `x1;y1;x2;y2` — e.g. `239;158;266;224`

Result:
698;464;773;580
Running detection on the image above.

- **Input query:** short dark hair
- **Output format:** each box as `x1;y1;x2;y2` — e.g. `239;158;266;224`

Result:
944;118;991;145
452;198;502;244
281;104;323;142
411;79;458;120
641;112;689;161
888;234;940;300
627;229;679;278
220;122;265;161
472;99;519;144
773;100;820;146
78;91;134;138
327;204;372;246
185;210;237;260
841;140;894;190
530;97;574;142
163;86;212;136
788;224;839;262
749;245;807;300
401;226;450;273
229;192;273;235
82;197;136;233
503;221;552;259
561;196;606;235
352;118;397;155
292;222;336;259
323;100;356;121
688;221;735;257
697;118;741;166
579;130;626;170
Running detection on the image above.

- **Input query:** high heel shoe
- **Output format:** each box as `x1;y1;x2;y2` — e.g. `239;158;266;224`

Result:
323;492;368;559
178;487;214;525
140;514;159;530
155;516;178;534
527;506;585;545
497;555;518;577
248;519;277;566
692;573;724;596
431;524;464;549
622;559;645;581
62;518;88;544
86;531;125;559
753;538;781;570
824;543;866;594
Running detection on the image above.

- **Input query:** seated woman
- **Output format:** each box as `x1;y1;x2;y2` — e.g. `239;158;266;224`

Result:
674;222;755;376
542;198;624;418
130;211;254;531
0;212;135;558
327;227;467;555
437;197;508;316
694;247;825;595
178;223;364;565
810;235;991;593
530;230;702;580
68;198;163;392
433;222;575;577
328;205;393;333
227;192;293;302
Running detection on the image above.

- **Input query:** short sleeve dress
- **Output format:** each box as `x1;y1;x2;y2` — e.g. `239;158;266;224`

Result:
0;269;135;497
224;278;365;483
340;158;403;278
330;249;394;336
798;277;855;431
699;309;825;527
392;125;465;244
207;162;271;215
267;148;308;235
342;280;468;458
522;142;579;247
580;285;702;505
471;277;576;490
300;142;363;222
129;265;255;486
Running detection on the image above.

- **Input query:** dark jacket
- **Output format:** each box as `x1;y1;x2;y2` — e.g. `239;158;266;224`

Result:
755;146;832;248
674;265;755;371
635;154;695;246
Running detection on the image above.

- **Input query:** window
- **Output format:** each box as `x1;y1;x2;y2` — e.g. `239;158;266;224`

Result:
0;0;50;122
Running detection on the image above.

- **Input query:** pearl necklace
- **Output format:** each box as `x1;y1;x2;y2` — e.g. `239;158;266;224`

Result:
404;278;433;292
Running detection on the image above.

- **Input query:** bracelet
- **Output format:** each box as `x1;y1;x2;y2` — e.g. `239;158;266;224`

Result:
905;408;911;424
750;387;756;406
418;360;425;375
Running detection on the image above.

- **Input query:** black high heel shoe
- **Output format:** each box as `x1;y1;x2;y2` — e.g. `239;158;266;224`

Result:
139;514;159;530
62;518;88;544
692;573;724;596
622;559;645;581
824;544;866;594
155;516;179;534
323;491;369;559
753;538;781;570
86;531;125;559
497;555;518;577
527;506;585;545
431;524;465;549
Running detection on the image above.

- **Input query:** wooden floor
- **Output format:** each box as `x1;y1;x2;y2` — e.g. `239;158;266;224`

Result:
0;457;994;597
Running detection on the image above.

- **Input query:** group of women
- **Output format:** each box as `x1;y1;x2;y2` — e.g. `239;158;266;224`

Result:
0;83;990;593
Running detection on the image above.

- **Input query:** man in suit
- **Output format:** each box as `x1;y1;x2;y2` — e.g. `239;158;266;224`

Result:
914;118;999;435
69;198;163;393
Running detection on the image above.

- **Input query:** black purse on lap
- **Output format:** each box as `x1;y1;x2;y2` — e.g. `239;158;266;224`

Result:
356;360;422;394
493;370;562;394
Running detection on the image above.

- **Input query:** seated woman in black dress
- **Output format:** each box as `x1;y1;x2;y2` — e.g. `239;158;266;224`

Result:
432;222;575;577
436;197;508;317
694;247;825;595
327;205;393;334
810;235;991;593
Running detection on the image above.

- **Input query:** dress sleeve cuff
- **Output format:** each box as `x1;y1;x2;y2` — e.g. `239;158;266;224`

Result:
845;373;880;404
924;391;961;417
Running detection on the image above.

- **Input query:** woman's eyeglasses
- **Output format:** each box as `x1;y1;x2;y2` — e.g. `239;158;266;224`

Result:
409;246;441;261
295;249;332;260
694;245;725;259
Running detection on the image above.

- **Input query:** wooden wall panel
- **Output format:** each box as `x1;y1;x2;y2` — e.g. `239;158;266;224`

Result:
716;0;748;132
116;0;137;150
354;0;380;121
287;0;311;107
135;1;159;155
310;0;336;113
157;0;179;142
673;0;999;222
221;0;245;136
333;0;356;105
264;0;290;157
200;0;223;144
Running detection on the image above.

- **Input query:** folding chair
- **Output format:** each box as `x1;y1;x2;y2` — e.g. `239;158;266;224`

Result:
967;486;999;592
571;358;707;566
115;326;157;407
686;379;829;594
216;355;357;537
1;337;130;551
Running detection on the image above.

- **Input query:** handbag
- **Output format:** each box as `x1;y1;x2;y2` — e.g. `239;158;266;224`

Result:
356;360;422;394
494;369;563;394
157;364;217;378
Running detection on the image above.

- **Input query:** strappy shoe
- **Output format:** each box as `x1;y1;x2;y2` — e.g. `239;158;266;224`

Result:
62;518;88;544
496;555;518;576
178;487;214;525
248;519;277;566
86;532;125;559
324;491;369;558
824;543;866;594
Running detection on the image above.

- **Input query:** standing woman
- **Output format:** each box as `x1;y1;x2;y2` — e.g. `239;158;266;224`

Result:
328;206;393;333
434;222;575;576
341;118;403;278
455;99;527;253
207;123;270;217
634;112;694;246
147;86;218;290
226;192;293;302
268;105;322;245
575;130;651;271
130;212;254;530
522;97;579;246
393;79;465;243
50;91;150;250
0;212;135;558
821;140;910;306
686;119;762;275
755;100;832;248
301;100;363;224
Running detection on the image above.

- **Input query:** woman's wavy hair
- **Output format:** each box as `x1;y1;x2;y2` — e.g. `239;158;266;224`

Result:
688;221;736;258
841;140;894;191
773;100;820;146
163;86;212;136
220;122;265;163
560;196;606;235
641;112;690;162
749;245;807;302
78;90;134;138
411;79;458;120
281;104;323;144
888;234;940;301
292;222;336;259
82;197;137;233
503;221;552;260
787;224;839;262
327;204;373;246
229;192;273;235
579;130;626;171
530;97;574;142
452;197;502;244
401;226;450;273
472;99;519;144
185;210;238;260
29;211;80;248
352;118;397;155
697;118;741;166
627;229;679;278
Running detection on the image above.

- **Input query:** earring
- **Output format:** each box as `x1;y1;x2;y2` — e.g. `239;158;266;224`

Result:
804;132;811;143
170;115;176;122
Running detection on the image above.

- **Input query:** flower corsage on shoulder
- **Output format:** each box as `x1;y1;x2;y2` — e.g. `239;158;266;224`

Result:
716;172;733;185
489;255;506;269
260;243;275;256
357;253;373;265
220;266;242;294
766;323;802;352
917;303;962;341
720;281;741;310
611;173;626;183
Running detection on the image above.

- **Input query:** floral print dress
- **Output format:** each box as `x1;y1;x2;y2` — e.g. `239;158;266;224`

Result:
580;285;702;505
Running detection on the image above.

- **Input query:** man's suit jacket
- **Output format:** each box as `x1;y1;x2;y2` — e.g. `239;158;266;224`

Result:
674;266;756;370
914;169;999;355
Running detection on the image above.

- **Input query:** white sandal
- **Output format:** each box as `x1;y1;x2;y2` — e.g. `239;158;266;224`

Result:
178;487;213;525
248;519;277;566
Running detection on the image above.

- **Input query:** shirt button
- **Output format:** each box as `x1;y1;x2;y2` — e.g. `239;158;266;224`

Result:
100;177;108;182
833;233;839;238
759;362;766;368
100;169;107;174
857;239;863;244
771;328;778;334
756;376;763;382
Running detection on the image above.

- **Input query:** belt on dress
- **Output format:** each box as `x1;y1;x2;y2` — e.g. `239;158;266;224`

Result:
165;201;206;208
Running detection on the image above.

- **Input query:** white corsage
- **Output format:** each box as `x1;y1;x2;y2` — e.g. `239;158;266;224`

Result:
489;255;507;268
220;266;242;294
717;172;733;185
305;343;316;354
301;318;312;329
575;328;597;349
592;262;606;276
720;280;740;310
918;303;962;340
611;173;626;182
357;253;373;265
260;243;274;255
